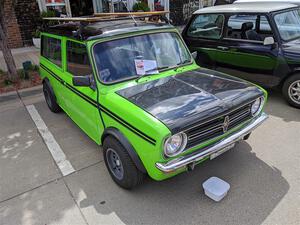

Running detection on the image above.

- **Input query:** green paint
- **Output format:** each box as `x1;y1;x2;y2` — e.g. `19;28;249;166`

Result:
39;27;267;181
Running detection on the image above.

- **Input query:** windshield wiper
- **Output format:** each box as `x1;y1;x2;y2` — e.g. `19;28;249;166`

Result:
135;66;170;82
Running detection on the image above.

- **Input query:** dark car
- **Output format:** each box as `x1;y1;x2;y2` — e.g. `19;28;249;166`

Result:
182;2;300;108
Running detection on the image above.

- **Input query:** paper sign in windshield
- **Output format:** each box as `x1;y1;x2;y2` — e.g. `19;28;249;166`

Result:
135;59;158;75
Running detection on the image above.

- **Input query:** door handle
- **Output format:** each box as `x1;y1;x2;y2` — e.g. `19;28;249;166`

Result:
217;46;229;51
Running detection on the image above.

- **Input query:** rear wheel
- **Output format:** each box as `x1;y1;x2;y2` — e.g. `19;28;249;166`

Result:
282;74;300;108
43;81;61;113
103;136;144;189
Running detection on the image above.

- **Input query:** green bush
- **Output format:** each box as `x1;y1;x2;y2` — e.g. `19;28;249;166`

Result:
132;2;150;12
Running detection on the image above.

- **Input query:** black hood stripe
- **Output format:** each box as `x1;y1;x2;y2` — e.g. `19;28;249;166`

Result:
40;64;156;145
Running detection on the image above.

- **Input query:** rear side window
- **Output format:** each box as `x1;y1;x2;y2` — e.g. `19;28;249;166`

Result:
67;41;92;76
187;14;224;39
41;36;62;67
226;15;273;41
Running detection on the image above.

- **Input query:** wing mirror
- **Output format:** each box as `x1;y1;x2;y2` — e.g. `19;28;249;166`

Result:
192;51;198;60
73;75;96;90
263;37;275;46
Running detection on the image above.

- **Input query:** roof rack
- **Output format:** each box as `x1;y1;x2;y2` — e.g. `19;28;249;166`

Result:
43;11;170;23
42;11;171;40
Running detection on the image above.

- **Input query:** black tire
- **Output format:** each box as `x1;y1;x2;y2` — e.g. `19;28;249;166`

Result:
282;74;300;109
103;136;144;189
43;81;61;113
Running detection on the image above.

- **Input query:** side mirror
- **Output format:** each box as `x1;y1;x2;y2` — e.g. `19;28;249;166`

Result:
73;75;95;90
192;51;198;60
263;37;275;46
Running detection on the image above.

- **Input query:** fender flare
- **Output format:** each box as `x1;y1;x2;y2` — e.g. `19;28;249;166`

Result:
42;78;57;101
102;128;147;173
280;69;300;87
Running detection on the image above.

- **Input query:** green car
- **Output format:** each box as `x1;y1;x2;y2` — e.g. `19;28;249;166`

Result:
40;15;268;189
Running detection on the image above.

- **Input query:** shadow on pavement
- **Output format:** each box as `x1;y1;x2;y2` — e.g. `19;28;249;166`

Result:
264;89;300;123
69;141;289;225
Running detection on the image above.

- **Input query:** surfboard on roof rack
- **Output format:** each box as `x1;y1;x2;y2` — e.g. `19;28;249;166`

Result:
41;11;171;41
42;11;170;23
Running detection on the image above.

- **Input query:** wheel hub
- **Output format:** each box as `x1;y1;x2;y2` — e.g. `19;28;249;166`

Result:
289;81;300;103
106;148;124;180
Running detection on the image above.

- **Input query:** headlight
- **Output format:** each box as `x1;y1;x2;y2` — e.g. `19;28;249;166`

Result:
251;97;264;116
164;133;187;157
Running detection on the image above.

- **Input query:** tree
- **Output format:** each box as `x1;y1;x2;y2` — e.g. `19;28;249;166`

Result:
0;0;18;81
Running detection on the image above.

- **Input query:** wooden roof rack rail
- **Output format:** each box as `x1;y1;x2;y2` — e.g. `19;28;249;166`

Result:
94;11;169;17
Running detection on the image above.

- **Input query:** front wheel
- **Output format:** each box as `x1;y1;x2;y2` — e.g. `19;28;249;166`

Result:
103;136;145;189
282;74;300;108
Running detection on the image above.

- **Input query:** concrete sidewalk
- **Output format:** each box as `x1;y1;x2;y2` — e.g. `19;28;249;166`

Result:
0;47;39;71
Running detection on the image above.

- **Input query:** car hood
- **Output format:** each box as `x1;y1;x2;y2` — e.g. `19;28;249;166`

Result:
117;68;263;134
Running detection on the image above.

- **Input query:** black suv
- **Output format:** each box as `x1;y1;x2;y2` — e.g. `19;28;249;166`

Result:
182;2;300;108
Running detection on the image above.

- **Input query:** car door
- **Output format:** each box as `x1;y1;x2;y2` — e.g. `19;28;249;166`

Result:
62;40;103;143
214;14;279;87
182;13;225;69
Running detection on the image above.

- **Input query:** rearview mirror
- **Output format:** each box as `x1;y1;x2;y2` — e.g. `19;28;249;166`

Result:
73;76;91;87
192;51;198;60
263;37;275;46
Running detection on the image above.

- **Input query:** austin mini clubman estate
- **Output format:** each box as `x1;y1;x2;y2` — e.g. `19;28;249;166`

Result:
40;13;268;189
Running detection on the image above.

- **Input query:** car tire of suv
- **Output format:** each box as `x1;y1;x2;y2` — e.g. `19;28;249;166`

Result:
43;81;61;113
103;136;145;189
282;74;300;109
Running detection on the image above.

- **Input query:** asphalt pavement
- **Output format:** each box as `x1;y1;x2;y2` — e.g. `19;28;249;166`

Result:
0;86;299;225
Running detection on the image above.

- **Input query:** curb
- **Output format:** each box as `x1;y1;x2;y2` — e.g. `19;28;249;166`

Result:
0;85;42;102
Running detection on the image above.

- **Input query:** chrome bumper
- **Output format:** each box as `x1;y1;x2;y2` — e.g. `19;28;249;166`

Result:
156;113;268;173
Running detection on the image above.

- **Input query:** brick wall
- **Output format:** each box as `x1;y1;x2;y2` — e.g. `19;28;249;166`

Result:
15;0;40;47
2;0;40;48
3;0;23;48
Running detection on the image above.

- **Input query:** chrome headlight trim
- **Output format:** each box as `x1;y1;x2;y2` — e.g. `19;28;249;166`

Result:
251;96;264;117
164;132;188;158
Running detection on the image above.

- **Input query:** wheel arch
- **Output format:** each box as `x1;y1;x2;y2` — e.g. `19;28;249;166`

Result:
42;77;57;101
279;68;300;88
101;127;147;174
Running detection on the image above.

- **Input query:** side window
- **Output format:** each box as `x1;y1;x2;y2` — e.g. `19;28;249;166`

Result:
226;14;273;41
66;41;92;76
187;14;224;39
41;36;62;67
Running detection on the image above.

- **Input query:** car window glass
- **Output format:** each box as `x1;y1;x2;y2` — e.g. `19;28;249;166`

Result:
226;14;273;41
274;9;300;41
67;41;92;76
187;14;224;39
93;32;191;83
41;36;62;67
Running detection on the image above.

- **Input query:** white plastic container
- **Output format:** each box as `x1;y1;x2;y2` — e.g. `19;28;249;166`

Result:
202;177;230;202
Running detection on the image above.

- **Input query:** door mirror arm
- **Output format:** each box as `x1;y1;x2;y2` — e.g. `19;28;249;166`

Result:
191;51;198;60
89;74;97;91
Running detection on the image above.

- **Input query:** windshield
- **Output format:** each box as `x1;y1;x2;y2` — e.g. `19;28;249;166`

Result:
93;32;191;83
274;9;300;41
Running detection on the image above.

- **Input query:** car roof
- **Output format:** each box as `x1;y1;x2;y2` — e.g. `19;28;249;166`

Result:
43;19;174;41
194;2;298;14
234;0;300;5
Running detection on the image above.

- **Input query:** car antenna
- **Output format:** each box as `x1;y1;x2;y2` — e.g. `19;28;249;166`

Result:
119;0;138;26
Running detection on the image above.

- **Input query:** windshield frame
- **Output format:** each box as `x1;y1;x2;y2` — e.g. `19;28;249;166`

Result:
91;31;193;85
273;7;300;42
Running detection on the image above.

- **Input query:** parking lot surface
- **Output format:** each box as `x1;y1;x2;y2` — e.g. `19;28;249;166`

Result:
0;87;299;225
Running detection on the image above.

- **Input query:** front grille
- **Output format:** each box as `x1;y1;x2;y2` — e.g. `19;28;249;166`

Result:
185;102;253;149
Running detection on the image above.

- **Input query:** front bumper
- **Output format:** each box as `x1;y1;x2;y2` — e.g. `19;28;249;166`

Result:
156;112;268;173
